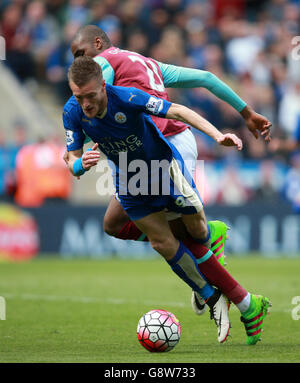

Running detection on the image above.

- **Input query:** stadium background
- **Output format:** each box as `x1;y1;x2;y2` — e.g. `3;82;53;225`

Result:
0;0;300;261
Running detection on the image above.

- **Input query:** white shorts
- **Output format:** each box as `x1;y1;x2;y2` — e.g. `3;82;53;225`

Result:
166;128;198;177
165;129;199;220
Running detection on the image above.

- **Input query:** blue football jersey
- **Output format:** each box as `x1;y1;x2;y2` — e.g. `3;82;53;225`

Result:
63;84;172;154
63;84;174;189
63;84;203;220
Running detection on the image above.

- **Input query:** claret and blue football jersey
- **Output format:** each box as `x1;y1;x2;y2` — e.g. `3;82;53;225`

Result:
63;84;203;220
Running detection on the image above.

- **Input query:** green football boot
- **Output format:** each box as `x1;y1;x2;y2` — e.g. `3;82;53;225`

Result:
208;220;229;267
240;294;272;345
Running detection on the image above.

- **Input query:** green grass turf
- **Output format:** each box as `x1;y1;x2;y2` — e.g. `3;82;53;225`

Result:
0;254;299;363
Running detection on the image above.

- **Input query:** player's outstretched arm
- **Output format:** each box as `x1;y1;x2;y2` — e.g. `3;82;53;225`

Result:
166;103;243;151
157;62;272;141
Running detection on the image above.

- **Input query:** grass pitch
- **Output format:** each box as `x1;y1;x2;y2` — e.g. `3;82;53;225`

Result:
0;254;299;363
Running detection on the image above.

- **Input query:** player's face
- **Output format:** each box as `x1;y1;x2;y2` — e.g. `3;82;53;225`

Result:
70;78;107;119
71;38;99;58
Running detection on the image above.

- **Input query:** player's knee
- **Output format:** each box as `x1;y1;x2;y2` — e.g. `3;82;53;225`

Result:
185;220;208;240
150;237;176;256
103;216;121;237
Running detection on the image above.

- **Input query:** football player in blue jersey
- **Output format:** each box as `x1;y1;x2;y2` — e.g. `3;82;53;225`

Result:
63;56;271;345
65;26;272;318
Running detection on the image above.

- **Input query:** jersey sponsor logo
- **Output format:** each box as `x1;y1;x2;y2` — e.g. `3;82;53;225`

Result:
65;130;74;146
98;134;143;156
114;112;127;124
146;96;163;115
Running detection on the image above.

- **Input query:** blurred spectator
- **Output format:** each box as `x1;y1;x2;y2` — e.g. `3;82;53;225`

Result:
263;0;294;23
156;25;185;65
126;29;149;56
63;0;90;26
225;20;265;76
119;0;144;46
255;159;280;200
17;0;60;79
104;0;122;17
282;154;300;213
278;81;300;136
144;8;170;46
213;0;246;20
216;163;252;205
185;20;207;69
0;121;28;200
269;113;300;162
0;2;34;81
89;1;121;46
46;22;80;103
44;0;67;26
14;136;72;207
0;131;7;198
250;51;272;86
5;121;28;198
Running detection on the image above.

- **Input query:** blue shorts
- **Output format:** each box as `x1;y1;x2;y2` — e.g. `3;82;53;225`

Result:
116;146;203;221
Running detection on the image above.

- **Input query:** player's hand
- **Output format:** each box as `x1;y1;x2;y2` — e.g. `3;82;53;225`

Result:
241;106;272;142
82;143;100;170
217;133;243;151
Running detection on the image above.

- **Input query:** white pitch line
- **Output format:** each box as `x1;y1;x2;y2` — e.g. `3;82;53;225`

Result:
0;292;187;308
0;292;291;313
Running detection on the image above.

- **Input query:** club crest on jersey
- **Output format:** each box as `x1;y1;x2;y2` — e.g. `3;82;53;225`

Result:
146;96;163;115
114;112;127;123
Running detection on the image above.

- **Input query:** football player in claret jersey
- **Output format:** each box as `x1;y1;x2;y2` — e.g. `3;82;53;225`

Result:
63;56;271;345
66;25;272;315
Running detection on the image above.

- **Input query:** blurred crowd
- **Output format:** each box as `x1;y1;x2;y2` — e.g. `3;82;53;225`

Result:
1;0;300;208
0;119;71;206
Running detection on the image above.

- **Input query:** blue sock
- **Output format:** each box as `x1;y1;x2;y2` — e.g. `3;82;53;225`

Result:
167;241;215;301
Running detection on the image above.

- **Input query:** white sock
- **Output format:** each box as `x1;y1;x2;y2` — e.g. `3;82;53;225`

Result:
236;292;251;313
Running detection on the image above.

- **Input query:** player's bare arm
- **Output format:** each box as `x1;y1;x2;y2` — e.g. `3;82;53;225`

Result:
166;103;243;151
155;62;272;140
